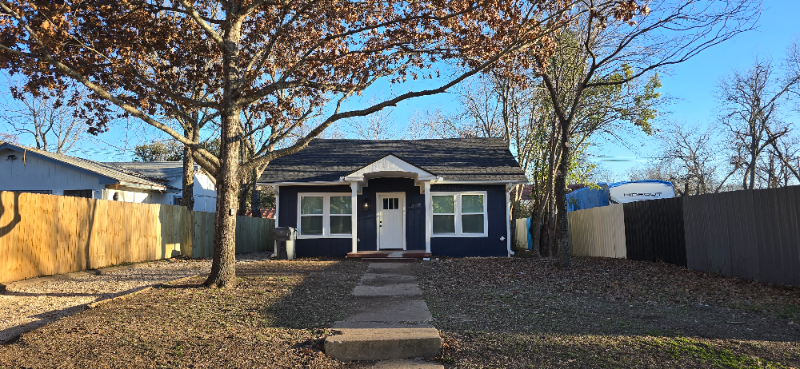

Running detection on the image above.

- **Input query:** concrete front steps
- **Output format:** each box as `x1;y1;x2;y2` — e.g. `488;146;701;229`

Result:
324;327;442;361
371;359;444;368
324;263;442;365
346;251;432;263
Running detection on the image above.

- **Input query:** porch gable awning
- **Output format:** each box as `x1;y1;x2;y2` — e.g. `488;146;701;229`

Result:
340;154;439;184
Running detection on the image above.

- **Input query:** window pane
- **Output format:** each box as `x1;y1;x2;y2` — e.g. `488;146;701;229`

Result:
301;216;323;235
330;196;352;214
462;214;485;233
433;215;455;233
432;196;454;213
330;216;352;234
301;196;323;214
461;195;484;213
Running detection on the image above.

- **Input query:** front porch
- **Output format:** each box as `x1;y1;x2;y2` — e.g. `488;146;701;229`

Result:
346;250;433;262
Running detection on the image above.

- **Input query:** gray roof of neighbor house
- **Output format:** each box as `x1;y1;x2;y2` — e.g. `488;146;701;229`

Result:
258;138;528;183
0;142;166;189
107;161;183;183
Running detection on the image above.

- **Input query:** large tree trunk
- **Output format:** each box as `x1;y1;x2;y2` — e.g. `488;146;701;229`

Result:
204;20;242;288
181;128;196;211
554;125;571;268
204;113;241;288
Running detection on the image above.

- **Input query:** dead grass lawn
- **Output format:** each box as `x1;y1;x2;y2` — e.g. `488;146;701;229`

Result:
415;257;800;369
0;259;369;369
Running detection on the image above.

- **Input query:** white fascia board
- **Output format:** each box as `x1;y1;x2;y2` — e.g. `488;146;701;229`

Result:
346;155;435;180
432;179;529;185
256;180;346;186
115;181;166;192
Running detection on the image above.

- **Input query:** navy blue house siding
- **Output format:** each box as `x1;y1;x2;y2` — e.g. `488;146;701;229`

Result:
277;185;352;257
358;178;425;251
430;184;508;257
278;182;508;257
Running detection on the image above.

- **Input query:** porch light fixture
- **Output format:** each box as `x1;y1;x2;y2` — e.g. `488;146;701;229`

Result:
363;199;370;211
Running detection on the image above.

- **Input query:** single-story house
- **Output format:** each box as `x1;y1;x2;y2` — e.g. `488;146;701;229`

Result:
0;142;170;202
108;161;218;213
257;138;528;258
0;142;217;212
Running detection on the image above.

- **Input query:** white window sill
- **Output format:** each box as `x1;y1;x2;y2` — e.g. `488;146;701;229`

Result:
431;233;488;238
297;234;353;240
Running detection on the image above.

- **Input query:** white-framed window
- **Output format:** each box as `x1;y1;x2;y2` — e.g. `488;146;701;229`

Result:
298;193;352;238
431;191;488;237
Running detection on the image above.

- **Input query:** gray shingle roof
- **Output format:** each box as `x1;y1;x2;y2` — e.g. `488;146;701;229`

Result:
0;142;166;189
106;161;184;184
258;138;528;183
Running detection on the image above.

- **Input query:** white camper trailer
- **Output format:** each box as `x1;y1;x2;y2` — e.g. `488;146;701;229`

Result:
608;180;675;204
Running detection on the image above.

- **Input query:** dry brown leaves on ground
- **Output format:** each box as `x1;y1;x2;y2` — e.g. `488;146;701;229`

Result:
415;257;800;369
0;259;369;369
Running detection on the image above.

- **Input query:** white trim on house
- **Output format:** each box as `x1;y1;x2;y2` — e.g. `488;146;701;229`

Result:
429;191;489;238
350;182;358;254
260;179;527;187
424;181;432;253
376;192;406;250
263;181;348;186
432;180;529;185
342;155;438;183
296;192;353;239
273;185;280;227
506;184;514;256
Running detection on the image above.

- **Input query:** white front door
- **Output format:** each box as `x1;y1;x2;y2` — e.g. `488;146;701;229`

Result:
377;193;404;250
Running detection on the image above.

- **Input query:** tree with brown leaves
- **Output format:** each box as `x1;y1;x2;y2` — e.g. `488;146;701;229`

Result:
1;0;608;287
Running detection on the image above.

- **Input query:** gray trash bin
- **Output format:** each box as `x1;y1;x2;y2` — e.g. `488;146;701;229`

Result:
273;227;296;260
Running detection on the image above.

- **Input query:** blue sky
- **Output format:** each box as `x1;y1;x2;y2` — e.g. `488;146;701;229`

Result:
355;1;800;180
592;0;800;179
4;1;799;175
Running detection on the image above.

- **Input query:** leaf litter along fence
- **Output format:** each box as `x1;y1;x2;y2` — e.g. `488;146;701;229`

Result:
0;191;274;284
568;185;800;287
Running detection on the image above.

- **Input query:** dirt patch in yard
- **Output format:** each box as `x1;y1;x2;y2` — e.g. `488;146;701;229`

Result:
0;258;370;368
415;257;800;368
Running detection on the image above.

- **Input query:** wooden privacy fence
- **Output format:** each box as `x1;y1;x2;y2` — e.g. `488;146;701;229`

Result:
568;204;627;259
623;197;687;267
190;211;274;259
514;218;529;250
566;185;800;287
0;191;274;284
683;186;800;287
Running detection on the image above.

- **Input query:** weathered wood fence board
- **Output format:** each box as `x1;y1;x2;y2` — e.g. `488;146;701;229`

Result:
0;191;274;284
188;213;275;259
568;204;626;259
682;187;800;286
621;197;686;266
514;218;528;250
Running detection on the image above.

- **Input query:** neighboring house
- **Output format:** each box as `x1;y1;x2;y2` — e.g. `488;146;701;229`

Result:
108;162;218;213
0;142;169;202
258;138;528;258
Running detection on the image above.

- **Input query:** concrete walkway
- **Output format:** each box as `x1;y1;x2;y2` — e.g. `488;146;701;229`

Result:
324;263;443;367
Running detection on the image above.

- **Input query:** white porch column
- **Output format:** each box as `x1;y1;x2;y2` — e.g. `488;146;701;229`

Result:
273;185;280;227
350;182;358;254
424;181;431;254
506;183;514;256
